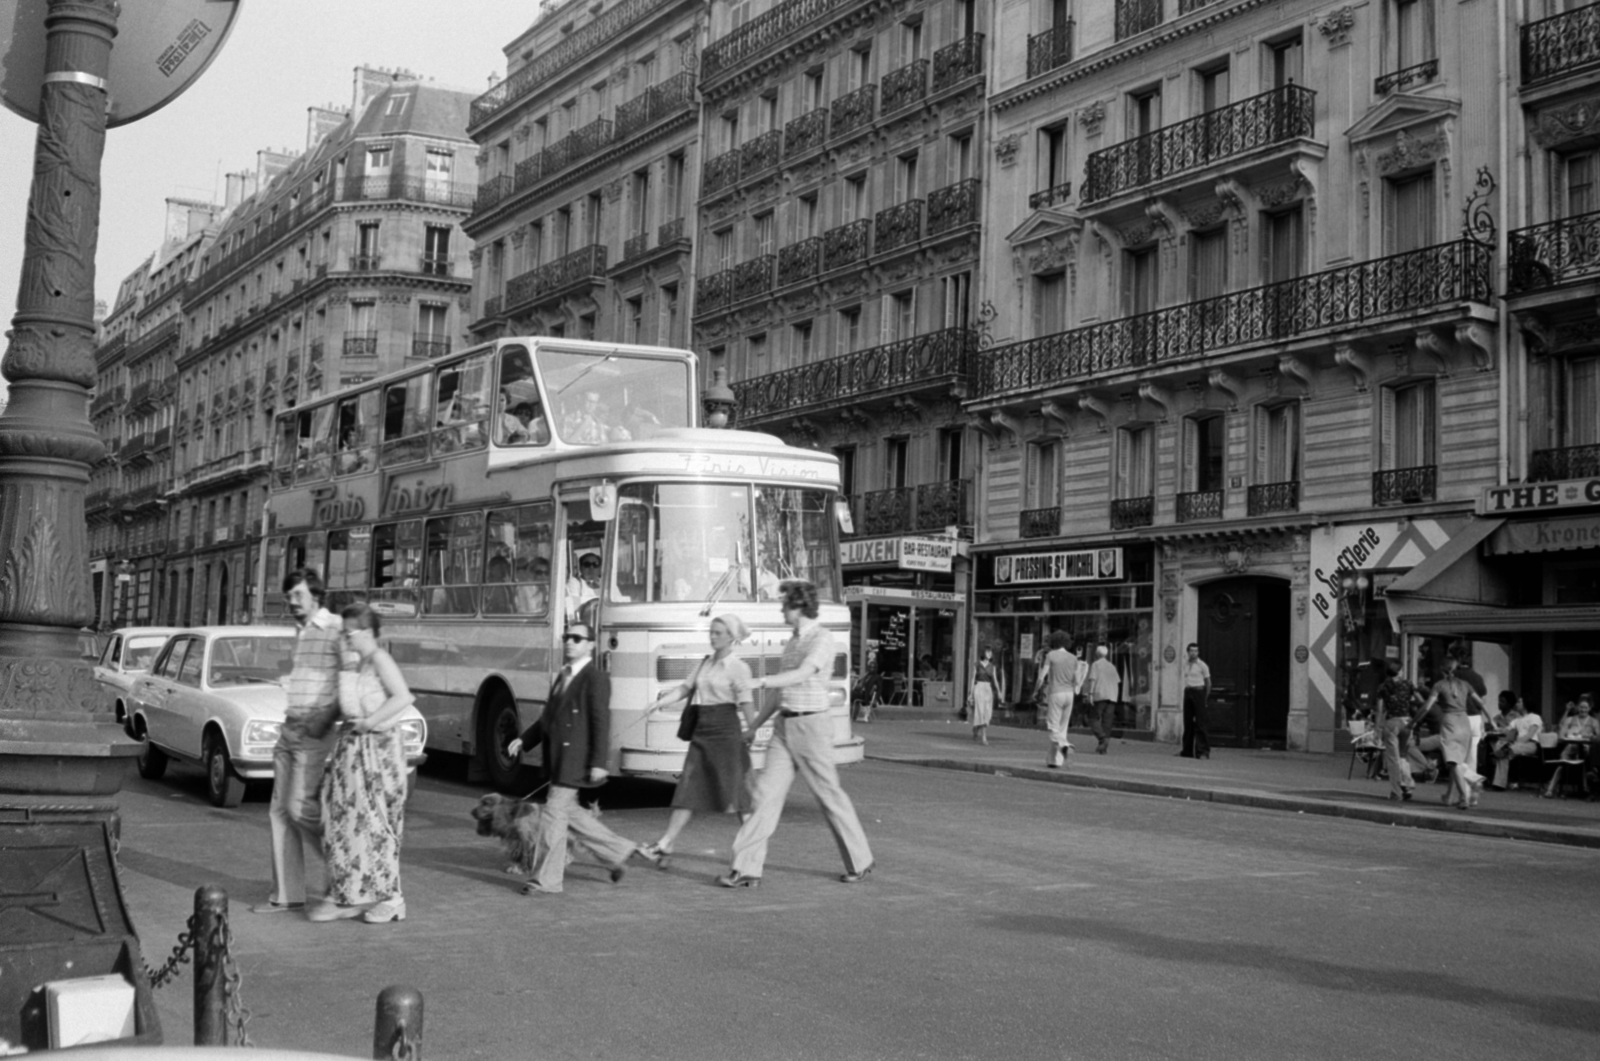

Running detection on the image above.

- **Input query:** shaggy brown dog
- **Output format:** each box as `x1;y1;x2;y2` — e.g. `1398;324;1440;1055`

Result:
470;793;542;876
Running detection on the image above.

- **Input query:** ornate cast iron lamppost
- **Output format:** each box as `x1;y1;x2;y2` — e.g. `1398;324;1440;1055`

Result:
701;366;738;429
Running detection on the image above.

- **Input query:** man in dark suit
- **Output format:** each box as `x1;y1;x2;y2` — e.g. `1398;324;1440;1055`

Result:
506;622;647;893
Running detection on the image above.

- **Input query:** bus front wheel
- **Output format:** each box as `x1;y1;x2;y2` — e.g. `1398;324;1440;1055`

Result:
480;688;525;793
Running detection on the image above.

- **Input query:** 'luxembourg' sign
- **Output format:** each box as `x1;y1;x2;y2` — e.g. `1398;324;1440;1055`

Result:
1479;478;1600;516
994;547;1122;585
840;536;956;572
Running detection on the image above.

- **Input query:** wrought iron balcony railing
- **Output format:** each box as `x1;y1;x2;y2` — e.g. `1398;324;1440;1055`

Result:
1082;84;1316;204
349;254;381;272
624;233;649;260
614;72;696;139
341;176;476;208
1027;23;1073;79
1110;496;1154;529
822;219;872;271
703;0;851;78
474;174;514;213
875;200;924;254
741;129;782;176
831;84;876;138
469;0;674;126
483;295;503;318
698;269;734;314
731;255;776;303
915;478;972;530
978;238;1493;396
506;246;609;310
1029;181;1074;210
128;380;156;411
413;338;451;360
778;237;823;286
1178;0;1218;11
928;178;981;236
658;217;686;245
1528;444;1600;481
858;487;913;537
1375;58;1439;96
1508;207;1600;292
1372;465;1437;505
1522;1;1600;85
1020;506;1060;539
785;108;828;156
1247;480;1299;516
702;148;741;196
933;33;985;91
730;327;976;422
1177;490;1224;522
1116;0;1163;40
571;117;614;160
881;58;929;113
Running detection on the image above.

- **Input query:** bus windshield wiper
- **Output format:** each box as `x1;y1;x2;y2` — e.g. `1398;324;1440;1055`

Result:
701;562;741;617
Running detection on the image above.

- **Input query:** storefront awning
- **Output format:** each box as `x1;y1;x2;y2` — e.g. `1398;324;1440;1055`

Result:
1383;518;1507;633
1395;604;1600;639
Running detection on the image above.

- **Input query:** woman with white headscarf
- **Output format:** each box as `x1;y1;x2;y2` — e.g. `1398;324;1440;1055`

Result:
639;614;756;863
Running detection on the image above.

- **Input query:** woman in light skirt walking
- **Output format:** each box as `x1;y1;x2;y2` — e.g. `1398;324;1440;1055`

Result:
970;645;1003;745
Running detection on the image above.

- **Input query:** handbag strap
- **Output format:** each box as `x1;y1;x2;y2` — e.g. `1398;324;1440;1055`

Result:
686;655;709;710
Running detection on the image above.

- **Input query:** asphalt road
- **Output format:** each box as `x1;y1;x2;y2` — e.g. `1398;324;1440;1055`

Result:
114;754;1600;1061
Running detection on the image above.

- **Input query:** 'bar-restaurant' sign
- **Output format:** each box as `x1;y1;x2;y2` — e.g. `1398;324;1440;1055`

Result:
1479;477;1600;516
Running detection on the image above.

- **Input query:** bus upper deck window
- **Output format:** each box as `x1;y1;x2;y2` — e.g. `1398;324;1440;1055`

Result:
432;354;492;456
273;416;297;489
380;374;432;466
294;405;334;484
335;392;376;476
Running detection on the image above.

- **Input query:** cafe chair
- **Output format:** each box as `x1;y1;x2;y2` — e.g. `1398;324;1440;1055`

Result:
1347;720;1385;781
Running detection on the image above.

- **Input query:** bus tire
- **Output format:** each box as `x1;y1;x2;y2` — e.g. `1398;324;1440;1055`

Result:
479;686;525;793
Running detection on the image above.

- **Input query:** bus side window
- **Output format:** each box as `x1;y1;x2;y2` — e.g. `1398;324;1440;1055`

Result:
336;391;375;476
274;416;297;489
484;504;552;617
325;528;371;611
423;513;481;615
296;404;335;483
432;354;492;456
380;374;432;466
370;521;422;616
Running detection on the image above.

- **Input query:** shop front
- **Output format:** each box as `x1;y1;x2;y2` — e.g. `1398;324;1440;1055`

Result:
841;534;965;711
970;544;1154;732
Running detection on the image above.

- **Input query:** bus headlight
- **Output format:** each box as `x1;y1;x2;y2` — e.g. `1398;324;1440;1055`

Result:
241;718;281;758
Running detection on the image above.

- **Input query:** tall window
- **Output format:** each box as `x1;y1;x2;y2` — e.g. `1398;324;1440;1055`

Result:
417;303;446;343
793;320;814;360
1258;402;1302;483
1034;272;1068;334
1039;123;1068;194
1189;227;1229;300
365;145;392;174
659;284;679;343
425;149;452;185
897;151;920;201
1268;34;1304;88
850;45;872;89
1393;0;1436;69
885;436;909;489
1381;383;1435;469
887;290;915;341
585;192;603;246
1185;414;1226;492
423;226;450;275
843;174;867;222
1559;356;1600;447
834;445;857;497
804;69;825;111
720;111;740;152
950;132;973;182
1560;151;1598;218
1116;426;1153;499
838;306;862;355
942;271;972;330
1028;439;1059;508
754;211;775;257
664;153;685;221
630;169;651;236
796;194;819;238
357;223;380;263
1264;207;1304;282
714;227;734;270
350;300;376;338
1388;172;1436;253
1197;61;1230;114
1125;246;1159;315
900;19;922;61
625;297;643;343
940;427;964;482
758;92;778;133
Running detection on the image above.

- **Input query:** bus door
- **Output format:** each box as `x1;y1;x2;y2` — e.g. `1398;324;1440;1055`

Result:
559;484;616;635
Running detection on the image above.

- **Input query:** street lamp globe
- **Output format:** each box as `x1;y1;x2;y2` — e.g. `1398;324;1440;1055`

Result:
702;367;738;429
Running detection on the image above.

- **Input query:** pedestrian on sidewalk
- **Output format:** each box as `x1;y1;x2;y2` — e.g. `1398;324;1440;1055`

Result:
1418;654;1487;809
969;645;1003;746
312;603;414;924
507;622;659;893
1179;643;1211;759
638;615;756;864
718;581;873;889
1033;632;1080;768
1374;658;1420;802
253;568;341;916
1085;645;1121;754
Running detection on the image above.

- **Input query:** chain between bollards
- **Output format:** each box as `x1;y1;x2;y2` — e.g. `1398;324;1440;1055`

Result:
374;985;423;1061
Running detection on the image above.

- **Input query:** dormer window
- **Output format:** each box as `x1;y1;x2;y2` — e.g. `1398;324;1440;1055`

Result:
366;145;392;174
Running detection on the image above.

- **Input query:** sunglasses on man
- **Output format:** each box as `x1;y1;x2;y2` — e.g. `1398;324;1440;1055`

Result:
563;633;592;643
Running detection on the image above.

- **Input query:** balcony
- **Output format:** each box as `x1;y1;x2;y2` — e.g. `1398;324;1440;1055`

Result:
613;72;696;140
880;59;928;113
703;0;852;79
785;108;828;156
624;233;649;260
731;255;776;303
874;200;923;254
856;488;912;537
413;338;451;360
421;255;451;277
1372;465;1438;505
658;217;686;246
1081;84;1316;204
1508;207;1600;293
89;385;125;416
830;84;876;138
343;333;377;358
342;175;476;208
740;129;781;177
730;326;975;424
1375;58;1439;96
778;237;822;286
916;479;972;530
570;116;614;160
505;245;609;313
474;174;514;213
1020;506;1060;539
1027;23;1073;80
927;179;980;237
1522;1;1600;85
349;254;381;272
977;238;1494;397
128;380;157;412
702;148;741;197
1177;490;1224;523
822;219;871;270
1111;496;1154;530
483;295;503;318
1029;181;1073;210
1528;444;1600;481
933;33;985;91
120;433;150;466
1247;480;1299;516
1115;0;1162;40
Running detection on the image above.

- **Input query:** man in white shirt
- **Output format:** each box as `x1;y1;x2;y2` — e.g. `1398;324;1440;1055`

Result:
1033;632;1080;768
1179;643;1211;758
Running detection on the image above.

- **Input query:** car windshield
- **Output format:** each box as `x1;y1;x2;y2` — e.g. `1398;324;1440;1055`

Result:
207;636;298;687
124;637;169;671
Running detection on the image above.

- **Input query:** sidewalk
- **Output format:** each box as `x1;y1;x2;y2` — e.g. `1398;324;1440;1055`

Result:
859;716;1600;850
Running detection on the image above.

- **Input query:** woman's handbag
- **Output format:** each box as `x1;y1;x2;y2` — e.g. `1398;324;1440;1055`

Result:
676;656;708;741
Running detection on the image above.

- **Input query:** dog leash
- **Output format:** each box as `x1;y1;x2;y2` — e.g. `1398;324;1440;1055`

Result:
519;779;551;802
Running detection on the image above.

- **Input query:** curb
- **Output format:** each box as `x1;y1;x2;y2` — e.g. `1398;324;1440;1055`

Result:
868;754;1600;851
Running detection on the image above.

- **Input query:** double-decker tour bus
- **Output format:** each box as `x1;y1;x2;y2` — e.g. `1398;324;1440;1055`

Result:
257;337;860;789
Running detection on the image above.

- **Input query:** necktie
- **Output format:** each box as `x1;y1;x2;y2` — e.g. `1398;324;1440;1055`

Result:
554;665;572;694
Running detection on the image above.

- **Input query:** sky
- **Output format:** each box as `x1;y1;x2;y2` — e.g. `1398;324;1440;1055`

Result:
0;0;544;401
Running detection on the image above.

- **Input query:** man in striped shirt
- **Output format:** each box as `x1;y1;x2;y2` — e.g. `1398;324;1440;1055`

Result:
252;567;342;915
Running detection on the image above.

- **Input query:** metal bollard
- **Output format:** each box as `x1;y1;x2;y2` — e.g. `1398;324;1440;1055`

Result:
373;985;423;1061
191;885;228;1046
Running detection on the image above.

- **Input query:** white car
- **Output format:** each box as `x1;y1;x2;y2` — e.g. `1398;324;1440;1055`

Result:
127;625;427;807
94;626;185;726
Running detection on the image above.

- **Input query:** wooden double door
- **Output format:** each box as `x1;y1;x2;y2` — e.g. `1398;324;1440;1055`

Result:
1195;577;1290;748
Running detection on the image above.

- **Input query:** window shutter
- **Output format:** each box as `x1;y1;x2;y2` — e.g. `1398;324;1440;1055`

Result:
879;294;895;345
1253;405;1269;483
1286;401;1301;480
1420;382;1437;466
1115;430;1130;499
1026;442;1039;507
1379;387;1396;470
1182;417;1198;492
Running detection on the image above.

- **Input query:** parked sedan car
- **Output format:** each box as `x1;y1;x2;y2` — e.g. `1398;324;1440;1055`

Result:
94;626;185;725
126;625;427;807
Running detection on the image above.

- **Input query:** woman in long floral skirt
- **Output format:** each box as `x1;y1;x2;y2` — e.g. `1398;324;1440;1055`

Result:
310;602;414;924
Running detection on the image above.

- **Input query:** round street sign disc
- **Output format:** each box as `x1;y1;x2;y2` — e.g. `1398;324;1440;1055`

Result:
0;0;243;128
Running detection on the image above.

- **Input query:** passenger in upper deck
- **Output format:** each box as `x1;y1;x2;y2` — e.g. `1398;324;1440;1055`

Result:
562;390;607;445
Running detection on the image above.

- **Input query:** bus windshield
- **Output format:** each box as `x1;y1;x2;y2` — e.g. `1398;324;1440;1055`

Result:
536;348;690;445
611;482;840;604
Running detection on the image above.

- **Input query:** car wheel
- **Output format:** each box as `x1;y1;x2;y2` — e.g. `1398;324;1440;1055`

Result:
134;721;167;781
479;686;524;793
205;734;246;808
